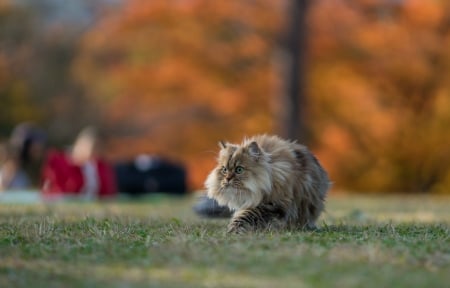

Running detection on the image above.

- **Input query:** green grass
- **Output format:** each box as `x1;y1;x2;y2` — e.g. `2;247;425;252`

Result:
0;194;449;288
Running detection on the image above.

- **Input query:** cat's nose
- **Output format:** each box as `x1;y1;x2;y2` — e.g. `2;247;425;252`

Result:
226;173;234;182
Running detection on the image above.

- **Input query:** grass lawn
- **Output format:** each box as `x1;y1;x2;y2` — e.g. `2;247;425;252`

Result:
0;194;449;288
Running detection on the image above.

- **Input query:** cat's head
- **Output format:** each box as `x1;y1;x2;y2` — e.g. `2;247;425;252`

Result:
205;140;272;210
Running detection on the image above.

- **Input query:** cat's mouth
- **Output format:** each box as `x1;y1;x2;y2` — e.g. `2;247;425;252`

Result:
221;181;232;187
221;181;240;189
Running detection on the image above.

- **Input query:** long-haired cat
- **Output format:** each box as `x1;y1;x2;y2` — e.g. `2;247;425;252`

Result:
205;134;330;233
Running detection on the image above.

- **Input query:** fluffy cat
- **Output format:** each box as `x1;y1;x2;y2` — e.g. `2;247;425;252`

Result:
205;134;330;233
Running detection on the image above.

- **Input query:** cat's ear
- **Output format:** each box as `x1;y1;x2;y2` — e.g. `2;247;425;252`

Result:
248;141;261;157
218;140;227;149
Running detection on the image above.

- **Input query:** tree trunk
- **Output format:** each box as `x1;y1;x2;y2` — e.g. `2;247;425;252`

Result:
277;0;308;142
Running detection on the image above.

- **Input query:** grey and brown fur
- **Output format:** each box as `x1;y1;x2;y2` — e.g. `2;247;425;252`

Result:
205;135;330;233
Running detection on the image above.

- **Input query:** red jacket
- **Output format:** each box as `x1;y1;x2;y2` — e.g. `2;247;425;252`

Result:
41;150;117;199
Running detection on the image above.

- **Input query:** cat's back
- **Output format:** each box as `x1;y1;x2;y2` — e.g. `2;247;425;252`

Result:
245;134;299;159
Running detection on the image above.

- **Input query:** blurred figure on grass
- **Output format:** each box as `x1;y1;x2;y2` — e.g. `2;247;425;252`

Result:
0;123;47;191
42;126;117;201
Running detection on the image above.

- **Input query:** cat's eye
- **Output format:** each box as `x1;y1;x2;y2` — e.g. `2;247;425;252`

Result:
220;166;227;174
235;166;244;174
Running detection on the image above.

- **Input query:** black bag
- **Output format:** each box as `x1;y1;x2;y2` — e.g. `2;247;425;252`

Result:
115;156;187;196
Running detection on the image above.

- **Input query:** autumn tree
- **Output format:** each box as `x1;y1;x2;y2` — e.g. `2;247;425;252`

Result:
0;1;40;136
75;0;288;187
0;0;110;144
308;0;450;193
75;0;450;193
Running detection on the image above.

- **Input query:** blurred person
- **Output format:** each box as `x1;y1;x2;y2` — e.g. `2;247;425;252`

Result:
0;123;47;191
41;126;117;200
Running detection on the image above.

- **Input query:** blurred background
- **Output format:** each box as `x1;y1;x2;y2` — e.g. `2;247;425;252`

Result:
1;0;449;194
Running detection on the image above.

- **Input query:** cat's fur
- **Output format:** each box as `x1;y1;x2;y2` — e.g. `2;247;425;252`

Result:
205;135;330;233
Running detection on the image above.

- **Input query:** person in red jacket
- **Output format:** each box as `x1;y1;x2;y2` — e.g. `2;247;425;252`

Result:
41;127;117;200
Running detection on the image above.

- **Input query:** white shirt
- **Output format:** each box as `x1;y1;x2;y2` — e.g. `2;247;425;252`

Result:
81;161;99;200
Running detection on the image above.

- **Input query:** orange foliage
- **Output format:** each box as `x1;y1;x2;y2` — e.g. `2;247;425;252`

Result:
309;0;450;193
75;0;286;189
75;0;450;193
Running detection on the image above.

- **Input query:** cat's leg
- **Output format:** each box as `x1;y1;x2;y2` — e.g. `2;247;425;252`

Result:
227;203;285;233
297;196;325;230
295;217;318;231
305;222;318;231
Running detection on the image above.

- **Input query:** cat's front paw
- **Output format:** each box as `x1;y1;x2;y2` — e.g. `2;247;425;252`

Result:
227;221;250;234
